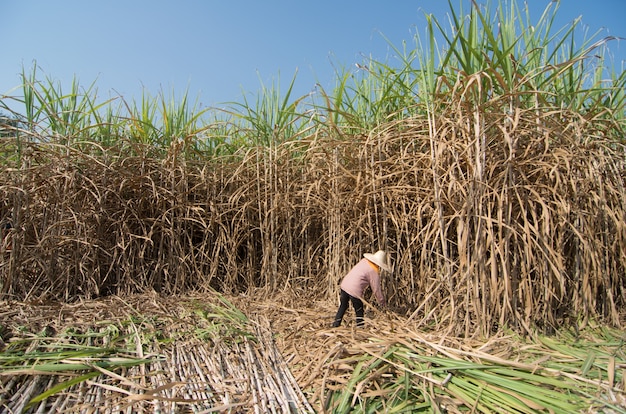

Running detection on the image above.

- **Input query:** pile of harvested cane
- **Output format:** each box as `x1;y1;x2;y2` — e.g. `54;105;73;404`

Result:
0;292;313;413
0;291;624;413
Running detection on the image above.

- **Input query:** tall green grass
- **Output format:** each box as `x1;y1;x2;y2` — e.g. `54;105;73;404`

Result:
1;0;623;157
225;71;315;147
121;87;211;152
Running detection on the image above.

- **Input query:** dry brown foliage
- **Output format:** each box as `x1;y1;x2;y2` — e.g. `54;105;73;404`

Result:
1;99;625;336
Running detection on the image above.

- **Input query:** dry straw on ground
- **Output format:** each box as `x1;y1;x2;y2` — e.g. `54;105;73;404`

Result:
1;292;624;412
236;291;626;413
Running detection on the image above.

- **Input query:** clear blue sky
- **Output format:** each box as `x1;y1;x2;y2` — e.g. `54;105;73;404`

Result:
1;0;624;113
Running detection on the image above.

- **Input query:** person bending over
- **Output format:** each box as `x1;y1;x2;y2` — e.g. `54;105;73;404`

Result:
332;250;390;327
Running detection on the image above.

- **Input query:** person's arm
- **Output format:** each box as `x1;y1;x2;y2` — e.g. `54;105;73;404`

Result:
370;271;386;306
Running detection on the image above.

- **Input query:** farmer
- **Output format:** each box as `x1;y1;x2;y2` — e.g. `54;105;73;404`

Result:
332;250;390;327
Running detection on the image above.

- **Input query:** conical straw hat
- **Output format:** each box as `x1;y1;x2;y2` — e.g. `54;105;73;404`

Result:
363;250;391;272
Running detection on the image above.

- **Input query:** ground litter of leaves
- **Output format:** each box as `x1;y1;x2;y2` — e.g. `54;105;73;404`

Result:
0;291;624;413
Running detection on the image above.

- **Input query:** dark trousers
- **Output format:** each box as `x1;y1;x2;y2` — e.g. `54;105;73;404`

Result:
332;289;364;327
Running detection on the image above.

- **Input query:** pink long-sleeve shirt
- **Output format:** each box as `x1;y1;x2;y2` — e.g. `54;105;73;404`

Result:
340;258;386;306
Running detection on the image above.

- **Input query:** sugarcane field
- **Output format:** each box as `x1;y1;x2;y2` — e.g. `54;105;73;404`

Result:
1;1;625;413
